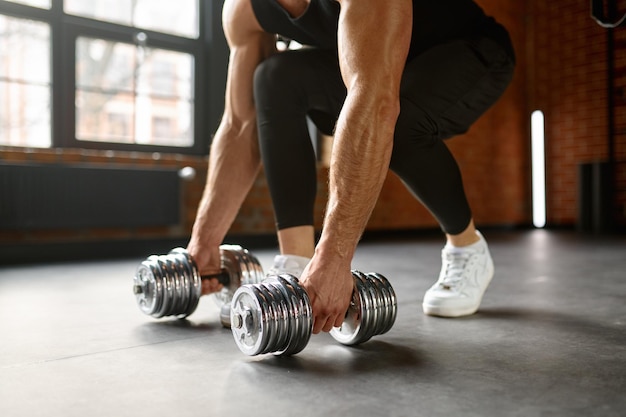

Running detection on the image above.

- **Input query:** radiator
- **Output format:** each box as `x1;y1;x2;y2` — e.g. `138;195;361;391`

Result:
0;162;181;230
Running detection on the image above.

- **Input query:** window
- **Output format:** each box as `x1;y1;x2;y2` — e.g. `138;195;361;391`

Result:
64;0;198;39
0;0;226;154
75;37;193;147
5;0;49;8
0;14;51;147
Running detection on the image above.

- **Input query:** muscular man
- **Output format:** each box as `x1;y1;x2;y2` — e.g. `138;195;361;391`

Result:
187;0;515;333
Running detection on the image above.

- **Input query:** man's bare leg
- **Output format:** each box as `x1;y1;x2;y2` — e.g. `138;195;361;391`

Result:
277;225;315;257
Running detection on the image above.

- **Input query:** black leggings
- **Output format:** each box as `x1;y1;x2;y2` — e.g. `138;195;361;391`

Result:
253;34;515;235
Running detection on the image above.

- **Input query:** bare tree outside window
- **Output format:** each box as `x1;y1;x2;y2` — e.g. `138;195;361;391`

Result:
75;37;194;147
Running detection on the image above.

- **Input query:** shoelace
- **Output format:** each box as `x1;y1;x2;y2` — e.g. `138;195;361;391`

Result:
267;260;304;278
438;250;474;290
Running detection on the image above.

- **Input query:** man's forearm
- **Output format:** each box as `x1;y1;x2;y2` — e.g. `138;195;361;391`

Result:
315;0;411;264
190;119;261;247
316;89;398;262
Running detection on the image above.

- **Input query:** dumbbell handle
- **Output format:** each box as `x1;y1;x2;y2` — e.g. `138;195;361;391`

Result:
199;270;232;295
202;270;230;286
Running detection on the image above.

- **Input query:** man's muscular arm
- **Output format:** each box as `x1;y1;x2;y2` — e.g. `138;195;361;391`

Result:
300;0;412;332
187;0;275;290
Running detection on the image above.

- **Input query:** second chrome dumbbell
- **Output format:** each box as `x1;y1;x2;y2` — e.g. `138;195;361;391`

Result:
132;245;265;324
229;271;397;356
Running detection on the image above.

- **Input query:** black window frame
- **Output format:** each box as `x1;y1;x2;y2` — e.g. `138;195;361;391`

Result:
0;0;228;155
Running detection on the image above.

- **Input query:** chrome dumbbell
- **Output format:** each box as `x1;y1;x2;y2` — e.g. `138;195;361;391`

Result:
229;271;397;356
132;245;265;325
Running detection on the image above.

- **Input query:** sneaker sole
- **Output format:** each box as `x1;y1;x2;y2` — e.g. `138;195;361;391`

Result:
422;303;480;318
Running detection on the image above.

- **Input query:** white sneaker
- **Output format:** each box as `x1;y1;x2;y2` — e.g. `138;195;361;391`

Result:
422;231;494;317
267;254;311;279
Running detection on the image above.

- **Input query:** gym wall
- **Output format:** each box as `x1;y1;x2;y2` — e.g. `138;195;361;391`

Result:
526;1;625;228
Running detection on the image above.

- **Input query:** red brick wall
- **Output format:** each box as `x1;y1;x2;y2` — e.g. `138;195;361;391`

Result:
527;0;620;226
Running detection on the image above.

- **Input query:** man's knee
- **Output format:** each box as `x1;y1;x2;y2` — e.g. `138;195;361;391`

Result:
253;53;304;106
392;101;439;150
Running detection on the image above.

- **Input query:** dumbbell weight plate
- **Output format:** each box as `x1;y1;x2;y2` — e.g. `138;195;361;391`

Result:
240;248;265;287
371;273;397;334
165;257;185;316
147;256;165;318
171;255;189;315
362;271;383;344
220;303;231;328
279;275;309;355
361;275;379;336
364;273;387;337
329;276;367;346
134;260;163;316
358;271;380;344
272;275;300;356
347;272;371;345
377;274;395;334
294;275;313;355
230;285;269;356
257;283;282;355
264;280;291;354
156;256;175;317
239;248;260;286
170;248;202;316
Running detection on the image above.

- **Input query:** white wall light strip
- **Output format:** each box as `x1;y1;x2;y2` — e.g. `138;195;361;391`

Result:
531;110;546;228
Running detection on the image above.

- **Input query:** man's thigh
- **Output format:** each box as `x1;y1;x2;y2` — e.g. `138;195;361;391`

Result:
399;36;515;140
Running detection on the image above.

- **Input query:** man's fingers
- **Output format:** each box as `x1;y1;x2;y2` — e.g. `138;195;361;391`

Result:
313;312;346;334
321;318;335;333
201;278;223;295
333;313;345;329
312;315;330;334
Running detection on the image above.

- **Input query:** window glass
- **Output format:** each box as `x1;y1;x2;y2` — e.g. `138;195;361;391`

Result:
75;37;194;147
3;0;51;9
0;15;51;147
64;0;199;39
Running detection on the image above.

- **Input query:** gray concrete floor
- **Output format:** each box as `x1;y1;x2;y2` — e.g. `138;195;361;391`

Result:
1;229;625;417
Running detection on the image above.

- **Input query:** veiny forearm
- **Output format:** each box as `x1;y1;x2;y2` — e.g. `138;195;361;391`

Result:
191;0;274;249
316;0;411;263
191;118;261;248
316;89;398;262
